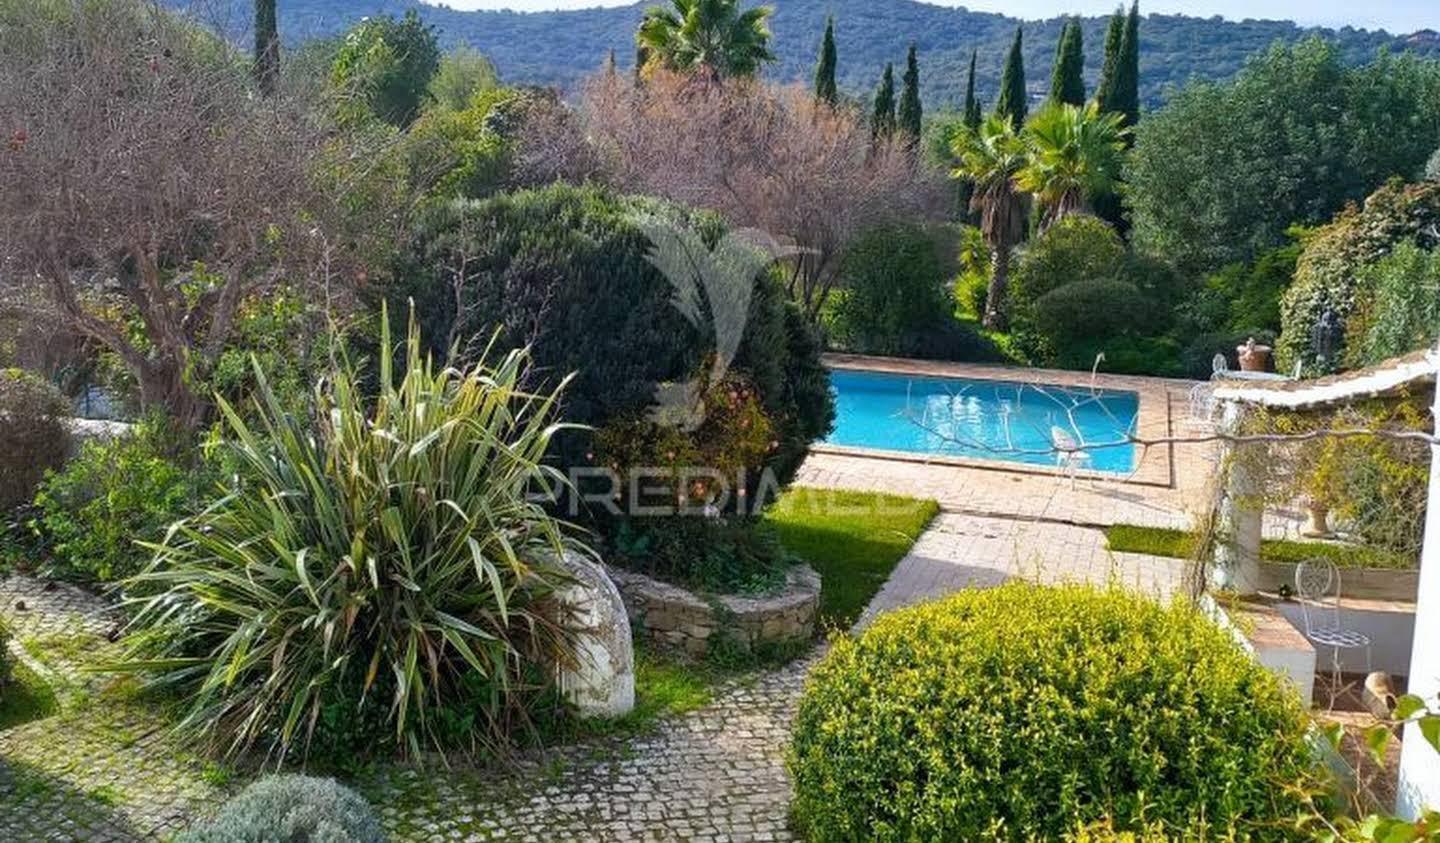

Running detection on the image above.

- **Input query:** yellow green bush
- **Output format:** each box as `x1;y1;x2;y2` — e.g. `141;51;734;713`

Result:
789;583;1322;841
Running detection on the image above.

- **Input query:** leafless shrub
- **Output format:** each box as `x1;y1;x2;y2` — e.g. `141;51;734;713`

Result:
575;69;947;318
0;0;396;428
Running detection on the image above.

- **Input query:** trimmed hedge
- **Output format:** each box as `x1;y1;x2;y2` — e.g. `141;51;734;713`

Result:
789;583;1321;841
175;775;386;843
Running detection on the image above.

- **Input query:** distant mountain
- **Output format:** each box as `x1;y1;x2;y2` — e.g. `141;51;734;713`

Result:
174;0;1440;110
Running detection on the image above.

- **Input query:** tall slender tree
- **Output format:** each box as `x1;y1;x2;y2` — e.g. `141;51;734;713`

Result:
1113;1;1141;129
963;49;982;129
253;0;280;96
872;62;896;140
898;43;923;147
635;45;650;83
994;27;1027;131
951;116;1029;330
1049;19;1085;106
1094;7;1124;111
815;16;838;105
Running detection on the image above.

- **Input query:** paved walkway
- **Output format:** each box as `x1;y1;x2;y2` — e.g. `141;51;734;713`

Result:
2;389;1221;841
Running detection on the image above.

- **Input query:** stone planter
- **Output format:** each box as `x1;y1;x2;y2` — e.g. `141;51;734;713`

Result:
606;564;821;659
1259;561;1418;602
1302;504;1332;538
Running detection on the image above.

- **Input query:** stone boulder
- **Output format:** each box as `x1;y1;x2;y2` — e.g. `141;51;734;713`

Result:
556;554;635;719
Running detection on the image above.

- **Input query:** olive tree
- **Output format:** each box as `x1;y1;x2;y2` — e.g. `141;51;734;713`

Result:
0;0;380;428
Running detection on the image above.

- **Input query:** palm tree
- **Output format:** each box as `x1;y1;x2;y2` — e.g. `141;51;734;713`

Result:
1018;101;1128;230
951;115;1030;331
636;0;776;81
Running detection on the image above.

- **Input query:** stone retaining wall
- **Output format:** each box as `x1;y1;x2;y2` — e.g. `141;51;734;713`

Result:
606;564;821;658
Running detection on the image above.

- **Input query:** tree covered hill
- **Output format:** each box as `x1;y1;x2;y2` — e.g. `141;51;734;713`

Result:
177;0;1439;109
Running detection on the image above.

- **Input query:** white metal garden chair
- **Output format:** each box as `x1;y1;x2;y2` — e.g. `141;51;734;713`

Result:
1295;558;1372;703
1050;425;1092;488
1185;353;1230;426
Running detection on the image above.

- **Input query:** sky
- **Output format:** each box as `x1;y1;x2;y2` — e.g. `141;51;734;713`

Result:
422;0;1435;33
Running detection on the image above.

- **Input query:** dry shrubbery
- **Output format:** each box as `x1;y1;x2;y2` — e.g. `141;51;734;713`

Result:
575;69;946;317
0;0;392;428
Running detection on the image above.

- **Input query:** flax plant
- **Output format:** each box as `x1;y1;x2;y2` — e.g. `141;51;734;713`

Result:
110;310;589;763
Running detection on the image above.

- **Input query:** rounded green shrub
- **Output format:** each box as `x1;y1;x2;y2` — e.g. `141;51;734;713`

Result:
175;775;386;843
393;183;834;506
789;583;1321;841
34;421;198;584
0;369;70;511
828;224;953;358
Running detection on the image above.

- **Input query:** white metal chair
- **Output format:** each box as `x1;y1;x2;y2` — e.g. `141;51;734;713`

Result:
1295;558;1372;703
1051;425;1091;487
1185;354;1230;425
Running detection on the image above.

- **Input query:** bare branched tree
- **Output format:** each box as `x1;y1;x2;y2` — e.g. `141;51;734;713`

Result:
577;69;946;320
0;1;389;428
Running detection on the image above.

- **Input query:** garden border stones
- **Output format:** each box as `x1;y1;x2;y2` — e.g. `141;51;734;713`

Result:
606;564;821;658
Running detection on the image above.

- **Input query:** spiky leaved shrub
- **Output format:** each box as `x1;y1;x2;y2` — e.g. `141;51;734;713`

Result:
114;313;589;762
175;775;385;843
0;368;70;511
790;583;1323;841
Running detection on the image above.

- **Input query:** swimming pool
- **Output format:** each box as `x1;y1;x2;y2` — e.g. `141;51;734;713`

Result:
823;369;1141;474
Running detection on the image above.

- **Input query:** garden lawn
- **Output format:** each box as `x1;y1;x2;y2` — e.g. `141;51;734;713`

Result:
766;488;939;628
1104;525;1414;570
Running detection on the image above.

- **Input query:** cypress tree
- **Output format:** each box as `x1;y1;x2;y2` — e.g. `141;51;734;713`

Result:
1113;1;1141;129
1049;19;1085;106
994;27;1027;131
635;44;649;84
815;16;838;105
604;48;618;76
1094;7;1124;111
963;49;982;129
898;43;923;146
872;63;896;140
253;0;280;96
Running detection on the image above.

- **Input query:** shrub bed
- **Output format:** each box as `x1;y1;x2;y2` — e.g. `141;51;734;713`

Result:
34;420;201;583
114;317;588;762
0;368;70;511
789;583;1321;841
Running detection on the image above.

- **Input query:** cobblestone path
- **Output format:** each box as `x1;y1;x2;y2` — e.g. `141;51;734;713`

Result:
0;572;810;841
0;575;230;842
0;500;1186;840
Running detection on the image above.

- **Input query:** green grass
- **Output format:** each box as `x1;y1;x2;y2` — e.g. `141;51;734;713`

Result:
766;488;940;628
560;646;716;742
1104;525;1414;570
0;659;59;730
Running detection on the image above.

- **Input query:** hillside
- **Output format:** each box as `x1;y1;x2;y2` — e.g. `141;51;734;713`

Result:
175;0;1440;109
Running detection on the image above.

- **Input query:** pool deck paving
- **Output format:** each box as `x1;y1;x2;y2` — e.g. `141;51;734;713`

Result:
1;366;1260;840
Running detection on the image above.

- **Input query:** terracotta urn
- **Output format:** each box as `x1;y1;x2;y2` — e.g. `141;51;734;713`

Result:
1237;337;1272;372
1302;503;1332;538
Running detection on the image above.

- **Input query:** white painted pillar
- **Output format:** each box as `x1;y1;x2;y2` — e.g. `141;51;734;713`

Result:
1397;347;1440;818
1213;400;1264;594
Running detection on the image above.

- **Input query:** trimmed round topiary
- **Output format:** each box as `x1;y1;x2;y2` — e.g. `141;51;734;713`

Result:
789;583;1322;841
0;368;71;511
176;775;386;843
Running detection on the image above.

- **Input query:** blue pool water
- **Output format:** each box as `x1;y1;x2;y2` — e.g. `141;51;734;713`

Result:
824;369;1141;474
